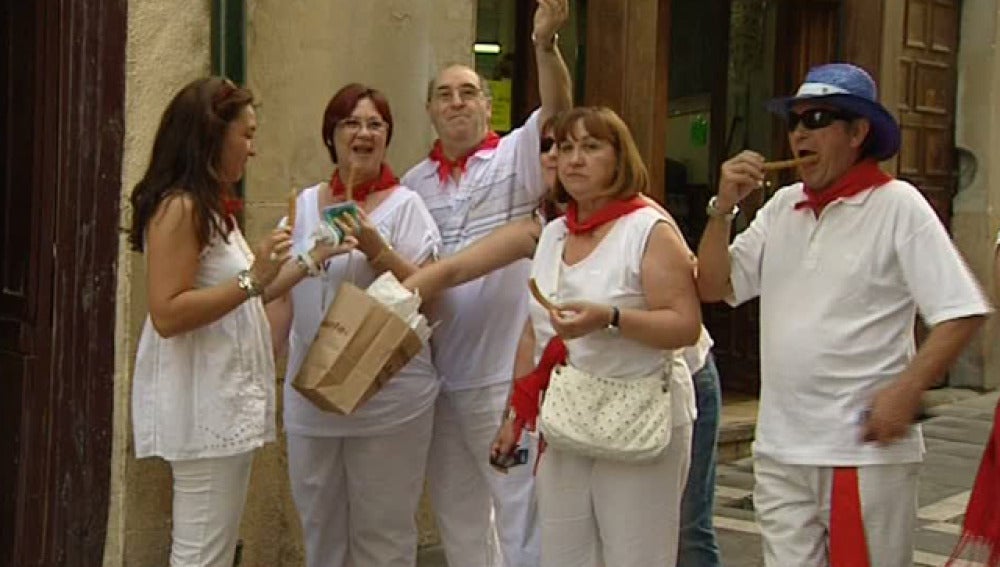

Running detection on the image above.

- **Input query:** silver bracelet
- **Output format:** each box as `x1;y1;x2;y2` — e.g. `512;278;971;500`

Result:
296;252;322;277
236;270;263;298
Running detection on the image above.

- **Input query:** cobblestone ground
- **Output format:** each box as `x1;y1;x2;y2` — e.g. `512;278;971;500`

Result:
418;391;998;567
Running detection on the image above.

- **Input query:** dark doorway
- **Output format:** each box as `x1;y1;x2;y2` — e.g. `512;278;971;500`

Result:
0;1;126;565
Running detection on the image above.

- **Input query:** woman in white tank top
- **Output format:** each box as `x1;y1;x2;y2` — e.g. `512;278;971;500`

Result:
492;107;702;567
129;77;353;567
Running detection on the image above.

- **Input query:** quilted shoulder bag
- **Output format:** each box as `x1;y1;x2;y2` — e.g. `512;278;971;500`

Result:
539;360;676;463
534;233;677;463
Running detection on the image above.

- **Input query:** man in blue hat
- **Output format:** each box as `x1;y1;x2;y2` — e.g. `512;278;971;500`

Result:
696;62;991;566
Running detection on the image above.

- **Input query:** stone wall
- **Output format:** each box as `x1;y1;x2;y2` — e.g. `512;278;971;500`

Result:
953;0;1000;390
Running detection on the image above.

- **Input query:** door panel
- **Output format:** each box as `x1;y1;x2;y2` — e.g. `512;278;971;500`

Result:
0;1;126;565
897;0;959;227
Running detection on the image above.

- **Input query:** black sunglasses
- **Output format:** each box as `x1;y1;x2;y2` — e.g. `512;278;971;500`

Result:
540;136;555;153
786;108;858;132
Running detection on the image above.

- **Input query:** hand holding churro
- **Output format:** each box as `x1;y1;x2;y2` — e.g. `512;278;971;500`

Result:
717;150;766;209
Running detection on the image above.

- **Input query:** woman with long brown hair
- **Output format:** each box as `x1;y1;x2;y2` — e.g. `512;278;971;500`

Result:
129;77;350;567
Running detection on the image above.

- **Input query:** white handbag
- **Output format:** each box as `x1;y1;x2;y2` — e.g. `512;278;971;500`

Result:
534;229;679;464
539;358;678;463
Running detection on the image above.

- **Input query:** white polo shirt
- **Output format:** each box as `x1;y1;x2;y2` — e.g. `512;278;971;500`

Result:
728;178;991;466
403;110;545;391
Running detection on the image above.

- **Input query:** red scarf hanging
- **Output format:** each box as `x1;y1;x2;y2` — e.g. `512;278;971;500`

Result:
330;163;398;203
948;398;1000;566
829;467;872;567
506;197;649;472
428;131;501;182
220;189;243;233
794;160;893;217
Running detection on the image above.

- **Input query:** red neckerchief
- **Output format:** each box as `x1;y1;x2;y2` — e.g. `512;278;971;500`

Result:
330;163;398;203
220;190;242;233
428;131;501;183
794;160;892;217
949;398;1000;566
565;196;647;234
506;196;649;473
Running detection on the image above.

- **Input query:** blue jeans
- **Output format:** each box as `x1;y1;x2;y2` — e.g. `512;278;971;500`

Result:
677;353;722;567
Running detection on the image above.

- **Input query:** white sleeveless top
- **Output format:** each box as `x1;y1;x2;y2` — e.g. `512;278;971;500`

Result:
282;183;441;437
530;207;697;426
132;224;276;460
534;207;714;373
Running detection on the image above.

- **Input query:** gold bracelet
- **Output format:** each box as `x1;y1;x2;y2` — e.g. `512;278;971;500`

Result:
369;244;392;268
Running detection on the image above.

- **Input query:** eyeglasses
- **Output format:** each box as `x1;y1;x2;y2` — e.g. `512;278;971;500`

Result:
432;86;484;104
786;108;858;132
540;137;555;154
338;117;388;134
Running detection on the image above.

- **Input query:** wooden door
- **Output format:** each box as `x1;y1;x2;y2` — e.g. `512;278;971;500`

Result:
584;0;671;203
895;0;960;228
705;0;841;395
0;1;126;565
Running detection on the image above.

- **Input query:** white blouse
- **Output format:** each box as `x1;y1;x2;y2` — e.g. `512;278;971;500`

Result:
282;183;442;437
132;225;276;461
530;207;697;427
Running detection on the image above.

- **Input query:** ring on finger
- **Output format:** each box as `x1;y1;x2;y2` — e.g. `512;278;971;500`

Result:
268;251;279;261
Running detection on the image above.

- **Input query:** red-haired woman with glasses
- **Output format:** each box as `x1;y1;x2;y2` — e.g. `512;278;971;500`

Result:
129;77;351;567
266;83;442;567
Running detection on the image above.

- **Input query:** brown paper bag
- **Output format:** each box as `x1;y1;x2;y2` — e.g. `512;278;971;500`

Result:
293;282;423;414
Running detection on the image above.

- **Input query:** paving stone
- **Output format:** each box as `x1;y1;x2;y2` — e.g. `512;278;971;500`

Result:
921;463;983;489
716;467;757;492
718;532;765;567
917;483;970;508
925;404;998;421
922;388;982;410
923;451;982;477
951;392;999;410
924;438;989;460
922;422;992;446
913;525;963;556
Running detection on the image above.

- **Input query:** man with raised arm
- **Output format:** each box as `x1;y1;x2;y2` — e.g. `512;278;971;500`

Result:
401;2;573;566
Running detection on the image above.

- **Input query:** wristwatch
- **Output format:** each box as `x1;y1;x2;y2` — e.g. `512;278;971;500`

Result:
296;252;322;277
706;196;739;221
605;306;621;336
236;270;263;298
531;32;559;51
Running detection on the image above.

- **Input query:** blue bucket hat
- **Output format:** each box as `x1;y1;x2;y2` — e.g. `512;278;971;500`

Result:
766;63;901;161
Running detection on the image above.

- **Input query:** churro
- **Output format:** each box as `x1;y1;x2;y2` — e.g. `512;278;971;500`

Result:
287;188;298;230
528;278;559;311
761;154;819;172
344;165;355;202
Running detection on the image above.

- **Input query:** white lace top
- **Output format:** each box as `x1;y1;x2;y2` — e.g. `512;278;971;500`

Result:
132;224;276;460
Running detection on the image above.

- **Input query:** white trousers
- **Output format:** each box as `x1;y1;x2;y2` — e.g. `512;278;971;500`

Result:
286;405;434;567
427;383;541;567
753;454;920;567
535;423;693;567
168;451;254;567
